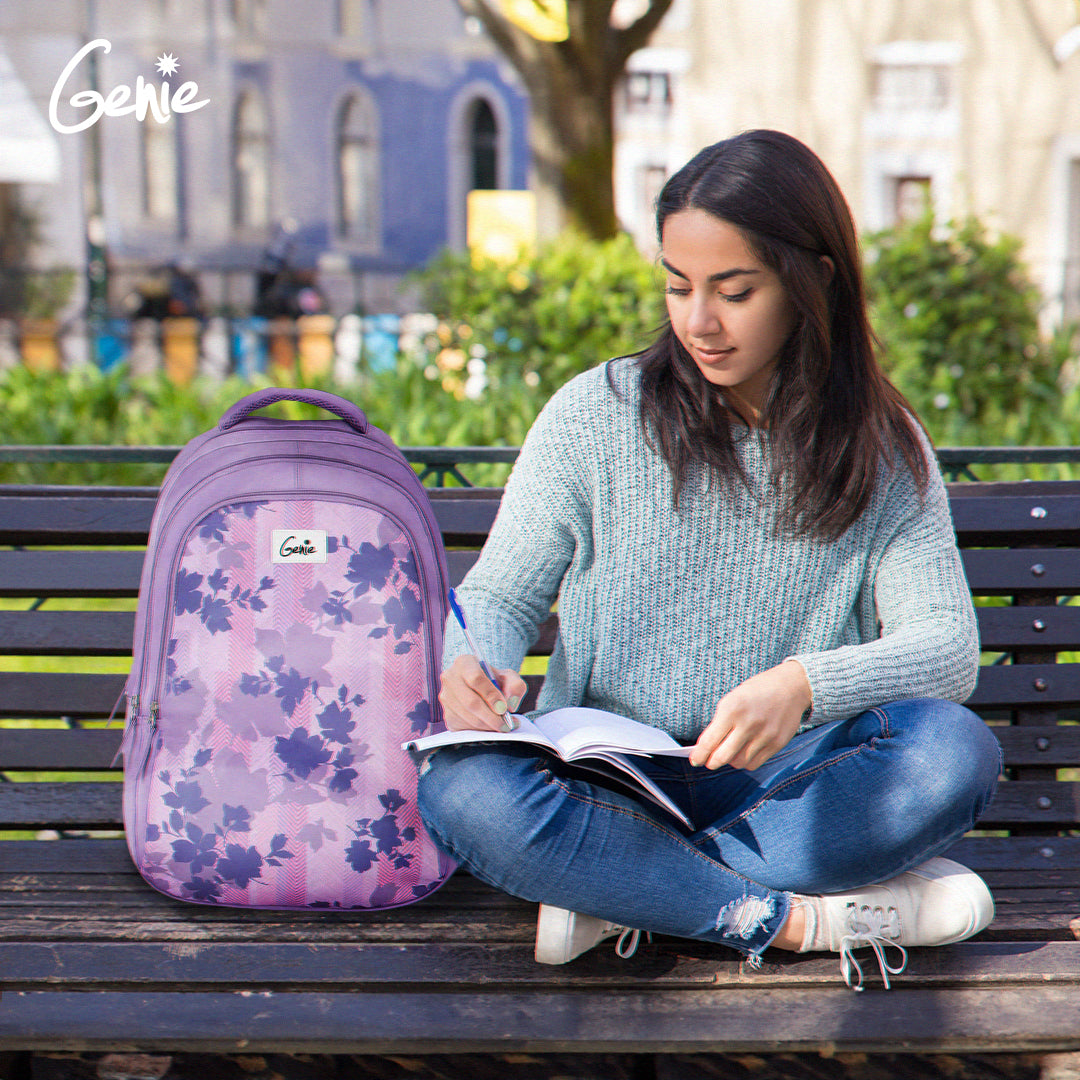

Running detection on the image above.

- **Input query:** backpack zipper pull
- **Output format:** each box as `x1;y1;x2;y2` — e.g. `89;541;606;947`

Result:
111;694;140;767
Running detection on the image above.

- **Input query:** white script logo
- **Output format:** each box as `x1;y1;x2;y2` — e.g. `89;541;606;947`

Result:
49;39;209;134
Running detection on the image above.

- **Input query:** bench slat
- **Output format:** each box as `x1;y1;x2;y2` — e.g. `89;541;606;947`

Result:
0;551;145;598
0;672;126;719
2;983;1080;1054
0;729;123;771
0;491;157;545
0;781;120;830
1;936;1078;992
950;492;1080;545
962;548;1080;595
4;832;1075;878
967;662;1080;707
5;723;1079;773
0;488;504;547
976;605;1080;650
0;611;134;656
3;777;1078;832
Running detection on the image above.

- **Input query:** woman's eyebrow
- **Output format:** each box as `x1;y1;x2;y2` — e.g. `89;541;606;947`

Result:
660;259;761;283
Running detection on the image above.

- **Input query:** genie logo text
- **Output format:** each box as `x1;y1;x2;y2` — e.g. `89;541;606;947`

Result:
50;39;209;134
272;531;328;565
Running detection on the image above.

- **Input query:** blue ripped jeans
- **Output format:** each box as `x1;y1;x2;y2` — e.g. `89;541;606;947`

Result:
416;699;1002;961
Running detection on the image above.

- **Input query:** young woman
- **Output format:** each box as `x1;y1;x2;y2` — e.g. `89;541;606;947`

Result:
417;130;1002;991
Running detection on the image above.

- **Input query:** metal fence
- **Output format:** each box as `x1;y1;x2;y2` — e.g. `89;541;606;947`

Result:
1;444;1078;486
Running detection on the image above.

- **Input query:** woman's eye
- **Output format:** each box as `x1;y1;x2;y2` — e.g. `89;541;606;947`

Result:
665;285;690;296
721;288;752;303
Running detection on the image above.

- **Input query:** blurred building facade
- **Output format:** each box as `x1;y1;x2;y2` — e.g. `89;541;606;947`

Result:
0;0;528;318
10;0;1080;331
615;0;1080;325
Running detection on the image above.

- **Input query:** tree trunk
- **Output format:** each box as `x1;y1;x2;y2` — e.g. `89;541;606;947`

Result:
527;65;617;237
457;0;675;240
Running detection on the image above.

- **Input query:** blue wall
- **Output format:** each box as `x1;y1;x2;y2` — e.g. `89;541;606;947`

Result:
235;50;529;274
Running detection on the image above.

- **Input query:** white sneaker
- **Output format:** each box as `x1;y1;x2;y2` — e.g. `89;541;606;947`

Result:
813;857;994;991
534;903;648;965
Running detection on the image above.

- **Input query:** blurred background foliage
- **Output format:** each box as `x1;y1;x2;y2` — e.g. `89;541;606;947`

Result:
864;213;1079;450
0;215;1077;487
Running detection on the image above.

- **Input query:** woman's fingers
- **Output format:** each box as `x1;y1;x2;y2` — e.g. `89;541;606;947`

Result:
439;655;527;731
690;661;811;770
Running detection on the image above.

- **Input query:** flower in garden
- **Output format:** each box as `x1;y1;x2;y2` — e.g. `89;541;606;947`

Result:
437;348;467;372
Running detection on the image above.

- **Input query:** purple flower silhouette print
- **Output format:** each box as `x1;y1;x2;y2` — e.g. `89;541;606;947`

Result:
275;727;333;779
222;804;252;832
346;838;377;874
197;508;232;543
407;699;432;735
174;569;204;616
216;843;264;888
275;667;314;716
162;780;210;815
183;876;223;902
370;814;403;856
346;543;396;595
171;824;218;874
317;700;355;744
199;594;233;634
397;550;420;590
383;590;423;639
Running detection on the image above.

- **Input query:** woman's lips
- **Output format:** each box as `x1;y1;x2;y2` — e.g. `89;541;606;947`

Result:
693;345;734;364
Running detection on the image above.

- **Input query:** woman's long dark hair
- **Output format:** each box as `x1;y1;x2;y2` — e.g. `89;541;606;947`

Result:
623;129;928;540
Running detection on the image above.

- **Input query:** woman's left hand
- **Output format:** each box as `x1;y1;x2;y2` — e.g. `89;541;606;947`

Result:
690;660;813;771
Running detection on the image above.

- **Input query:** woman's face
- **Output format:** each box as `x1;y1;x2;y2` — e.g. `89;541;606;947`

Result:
661;209;799;423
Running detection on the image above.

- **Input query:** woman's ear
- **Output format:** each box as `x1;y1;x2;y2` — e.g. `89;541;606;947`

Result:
819;255;836;282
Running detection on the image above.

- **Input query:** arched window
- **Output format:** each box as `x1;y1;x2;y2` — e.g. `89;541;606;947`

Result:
232;91;269;228
468;99;498;190
142;117;178;224
337;93;378;241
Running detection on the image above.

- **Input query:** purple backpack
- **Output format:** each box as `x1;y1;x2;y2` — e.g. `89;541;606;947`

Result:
119;388;456;909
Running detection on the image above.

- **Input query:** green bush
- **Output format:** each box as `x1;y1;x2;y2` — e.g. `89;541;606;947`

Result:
2;216;1078;488
410;230;666;400
864;214;1078;448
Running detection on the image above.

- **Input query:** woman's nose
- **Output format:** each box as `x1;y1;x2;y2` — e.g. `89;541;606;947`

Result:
686;296;721;338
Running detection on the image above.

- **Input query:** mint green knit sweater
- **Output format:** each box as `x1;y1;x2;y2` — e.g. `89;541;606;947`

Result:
444;359;979;743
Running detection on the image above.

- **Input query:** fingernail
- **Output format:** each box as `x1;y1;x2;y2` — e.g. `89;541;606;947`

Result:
508;695;521;712
493;700;507;715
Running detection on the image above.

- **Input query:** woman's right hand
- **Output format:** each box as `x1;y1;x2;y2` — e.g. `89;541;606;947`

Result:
439;654;528;732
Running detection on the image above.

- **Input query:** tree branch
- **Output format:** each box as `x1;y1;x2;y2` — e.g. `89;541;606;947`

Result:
609;0;676;69
455;0;547;77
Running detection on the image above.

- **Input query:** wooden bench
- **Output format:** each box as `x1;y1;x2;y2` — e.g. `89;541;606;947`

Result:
3;474;1080;1065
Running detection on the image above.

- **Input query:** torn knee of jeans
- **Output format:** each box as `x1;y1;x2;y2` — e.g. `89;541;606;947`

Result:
715;895;776;940
417;750;438;778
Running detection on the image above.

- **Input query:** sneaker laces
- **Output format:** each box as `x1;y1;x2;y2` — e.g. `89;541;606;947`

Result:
614;926;651;958
838;903;908;991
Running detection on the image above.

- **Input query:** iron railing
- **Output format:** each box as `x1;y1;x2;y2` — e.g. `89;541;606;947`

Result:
1;444;1079;485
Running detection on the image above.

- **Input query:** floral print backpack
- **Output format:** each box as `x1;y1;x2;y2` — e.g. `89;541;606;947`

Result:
119;388;456;909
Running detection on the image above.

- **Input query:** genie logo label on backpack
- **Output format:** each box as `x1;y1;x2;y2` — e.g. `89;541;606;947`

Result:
272;529;328;563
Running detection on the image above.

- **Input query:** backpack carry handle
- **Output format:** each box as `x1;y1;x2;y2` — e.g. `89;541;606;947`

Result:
219;388;369;434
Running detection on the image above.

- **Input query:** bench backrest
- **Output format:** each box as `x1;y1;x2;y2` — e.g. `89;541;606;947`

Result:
1;481;1078;842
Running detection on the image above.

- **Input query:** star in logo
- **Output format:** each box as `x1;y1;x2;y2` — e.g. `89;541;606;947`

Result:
155;53;179;78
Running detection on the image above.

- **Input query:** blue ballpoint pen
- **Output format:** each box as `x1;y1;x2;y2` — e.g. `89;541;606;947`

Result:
447;588;518;730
